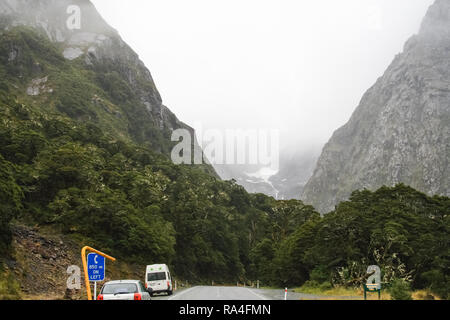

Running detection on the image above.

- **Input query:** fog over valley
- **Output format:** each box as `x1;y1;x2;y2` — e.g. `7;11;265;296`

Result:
90;0;434;198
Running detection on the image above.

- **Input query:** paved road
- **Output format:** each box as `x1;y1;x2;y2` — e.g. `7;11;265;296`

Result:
152;286;361;300
153;286;269;300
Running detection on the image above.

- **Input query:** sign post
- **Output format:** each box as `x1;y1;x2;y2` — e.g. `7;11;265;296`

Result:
81;246;116;300
364;265;382;300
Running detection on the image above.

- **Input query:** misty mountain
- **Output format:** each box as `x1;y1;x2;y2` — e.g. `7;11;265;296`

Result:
302;0;450;213
215;146;321;200
269;146;322;199
0;0;323;284
0;0;213;168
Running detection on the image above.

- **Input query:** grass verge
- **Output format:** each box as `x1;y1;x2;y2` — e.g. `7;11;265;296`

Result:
0;262;22;300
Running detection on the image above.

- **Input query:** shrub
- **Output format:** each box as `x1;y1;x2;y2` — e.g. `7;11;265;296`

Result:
420;270;450;299
310;266;330;284
389;279;413;300
0;266;21;300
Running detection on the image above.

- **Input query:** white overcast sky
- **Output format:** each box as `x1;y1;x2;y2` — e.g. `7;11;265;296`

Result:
91;0;433;152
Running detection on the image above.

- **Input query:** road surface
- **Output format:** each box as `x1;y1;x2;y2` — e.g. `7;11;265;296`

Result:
152;286;361;300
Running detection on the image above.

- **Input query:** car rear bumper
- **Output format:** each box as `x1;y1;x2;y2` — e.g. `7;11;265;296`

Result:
150;289;171;294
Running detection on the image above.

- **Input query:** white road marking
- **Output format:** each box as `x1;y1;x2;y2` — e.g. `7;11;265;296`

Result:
168;286;197;300
245;288;269;300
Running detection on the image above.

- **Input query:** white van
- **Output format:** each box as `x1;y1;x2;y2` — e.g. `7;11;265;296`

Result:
145;264;173;296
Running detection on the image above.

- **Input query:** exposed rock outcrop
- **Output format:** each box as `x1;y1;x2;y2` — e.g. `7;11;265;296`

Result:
0;0;197;153
302;0;450;213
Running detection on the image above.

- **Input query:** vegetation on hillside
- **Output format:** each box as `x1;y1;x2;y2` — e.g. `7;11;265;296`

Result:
274;185;449;299
0;87;448;298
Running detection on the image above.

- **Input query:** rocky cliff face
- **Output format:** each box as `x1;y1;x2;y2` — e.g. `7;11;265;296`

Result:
302;0;450;213
0;0;196;153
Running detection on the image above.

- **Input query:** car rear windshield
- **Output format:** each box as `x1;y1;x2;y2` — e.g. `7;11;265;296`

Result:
147;272;166;281
101;283;138;295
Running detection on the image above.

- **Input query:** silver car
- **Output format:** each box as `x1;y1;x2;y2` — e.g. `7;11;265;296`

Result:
98;280;152;300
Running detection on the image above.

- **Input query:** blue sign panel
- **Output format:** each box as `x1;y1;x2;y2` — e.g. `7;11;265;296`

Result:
87;253;105;282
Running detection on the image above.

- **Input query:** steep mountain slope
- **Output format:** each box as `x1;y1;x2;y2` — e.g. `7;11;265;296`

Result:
302;0;450;213
0;0;208;159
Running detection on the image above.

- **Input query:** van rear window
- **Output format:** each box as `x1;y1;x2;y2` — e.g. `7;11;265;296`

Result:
147;272;166;281
101;283;138;295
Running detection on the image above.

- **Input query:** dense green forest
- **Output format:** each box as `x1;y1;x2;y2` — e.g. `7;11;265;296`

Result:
0;91;448;298
0;27;448;299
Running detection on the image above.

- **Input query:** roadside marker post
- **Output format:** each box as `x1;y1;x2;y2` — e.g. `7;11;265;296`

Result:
81;246;116;300
284;288;288;300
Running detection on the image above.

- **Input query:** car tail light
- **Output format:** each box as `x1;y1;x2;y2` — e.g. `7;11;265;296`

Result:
97;294;103;300
167;281;170;288
134;293;142;300
145;283;148;288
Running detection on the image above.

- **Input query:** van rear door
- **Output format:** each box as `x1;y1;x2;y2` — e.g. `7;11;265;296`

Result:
147;271;167;291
